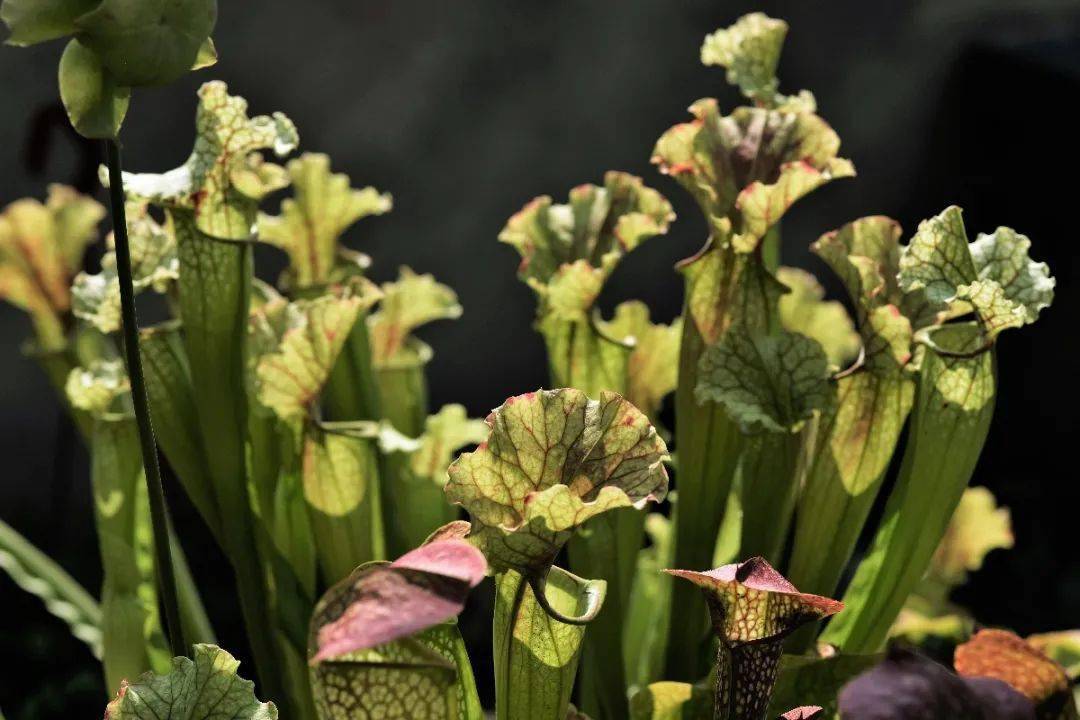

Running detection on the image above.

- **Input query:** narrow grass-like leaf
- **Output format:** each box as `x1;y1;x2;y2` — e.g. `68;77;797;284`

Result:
0;517;103;659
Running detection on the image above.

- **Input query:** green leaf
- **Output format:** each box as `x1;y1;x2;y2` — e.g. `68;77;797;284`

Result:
776;267;859;368
1029;632;1080;680
0;186;105;349
120;81;298;241
256;290;376;421
499;171;674;321
734;428;804;563
766;652;881;719
567;507;644;719
494;567;592;720
369;266;461;367
652;100;852;240
258;152;392;289
598;301;682;424
629;681;711;719
696;324;833;434
58;38;130;139
139;324;222;545
787;369;914;604
0;516;103;659
65;359;129;415
74;0;217;87
73;200;177;333
889;486;1013;645
104;644;276;720
701;13;788;105
822;322;996;654
302;424;385;583
0;0;96;45
538;310;633;400
384;405;489;554
666;558;843;720
90;415;170;692
170;210;286;697
624;513;676;691
445;388;669;575
931;486;1013;588
899;207;1055;340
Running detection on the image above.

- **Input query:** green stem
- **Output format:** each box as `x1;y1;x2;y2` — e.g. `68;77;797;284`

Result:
103;139;186;659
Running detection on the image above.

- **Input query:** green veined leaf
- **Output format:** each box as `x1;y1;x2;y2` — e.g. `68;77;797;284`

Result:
494;567;593;720
91;415;170;693
0;0;97;45
384;405;488;554
776;267;859;368
368;266;462;367
73;200;177;333
598;301;681;424
119;81;298;241
258;152;392;289
701;12;788;105
652;100;851;240
256;290;377;421
823;322;996;654
787;368;914;605
58;37;130;139
696;323;834;434
624;513;676;691
0;517;103;659
786;218;918;622
445;388;669;575
899;207;1055;340
0;186;104;349
499;171;674;321
139;324;222;545
302;424;385;583
104;644;276;720
73;0;217;87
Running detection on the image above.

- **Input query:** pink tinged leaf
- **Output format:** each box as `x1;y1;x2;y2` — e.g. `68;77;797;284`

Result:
312;540;487;662
780;707;824;719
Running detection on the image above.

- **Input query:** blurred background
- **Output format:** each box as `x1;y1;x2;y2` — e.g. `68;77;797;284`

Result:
2;0;1079;715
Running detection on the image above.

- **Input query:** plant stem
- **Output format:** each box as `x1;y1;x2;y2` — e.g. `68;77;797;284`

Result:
103;139;186;659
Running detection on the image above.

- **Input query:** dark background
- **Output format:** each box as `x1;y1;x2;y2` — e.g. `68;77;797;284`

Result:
3;0;1080;716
